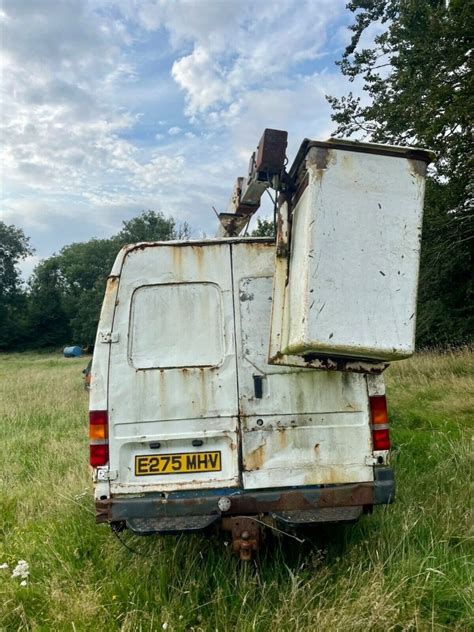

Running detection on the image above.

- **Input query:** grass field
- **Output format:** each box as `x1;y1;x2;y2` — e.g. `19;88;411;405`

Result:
0;350;472;631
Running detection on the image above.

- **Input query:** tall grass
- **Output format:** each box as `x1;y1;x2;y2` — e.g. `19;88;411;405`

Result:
0;350;472;631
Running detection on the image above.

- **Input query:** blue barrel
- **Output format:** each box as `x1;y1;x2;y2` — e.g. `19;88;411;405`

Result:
64;346;82;358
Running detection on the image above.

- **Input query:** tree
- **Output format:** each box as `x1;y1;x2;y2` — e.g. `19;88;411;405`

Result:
53;238;122;348
327;0;473;345
117;210;190;243
27;258;71;348
251;217;275;237
0;222;34;349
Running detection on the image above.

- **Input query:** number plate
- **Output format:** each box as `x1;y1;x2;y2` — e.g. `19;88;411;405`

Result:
135;451;222;476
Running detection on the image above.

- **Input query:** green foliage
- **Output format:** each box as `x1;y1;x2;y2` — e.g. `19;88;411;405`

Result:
251;217;275;237
417;180;473;345
117;209;191;243
327;0;473;346
0;222;34;349
27;258;71;348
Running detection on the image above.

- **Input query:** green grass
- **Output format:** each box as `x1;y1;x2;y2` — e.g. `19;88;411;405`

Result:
0;350;472;631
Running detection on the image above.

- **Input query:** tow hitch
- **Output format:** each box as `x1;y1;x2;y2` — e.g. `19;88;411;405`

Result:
222;516;261;561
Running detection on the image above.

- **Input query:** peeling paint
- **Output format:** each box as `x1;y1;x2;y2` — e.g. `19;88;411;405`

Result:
269;142;430;365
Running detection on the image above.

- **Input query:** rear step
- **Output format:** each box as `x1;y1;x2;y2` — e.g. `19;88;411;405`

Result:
127;515;219;535
272;506;362;526
127;506;362;536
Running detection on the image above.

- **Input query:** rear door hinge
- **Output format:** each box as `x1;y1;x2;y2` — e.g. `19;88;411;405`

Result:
99;330;119;344
96;468;118;481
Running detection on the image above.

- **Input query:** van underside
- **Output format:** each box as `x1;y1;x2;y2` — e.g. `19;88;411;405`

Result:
96;468;394;557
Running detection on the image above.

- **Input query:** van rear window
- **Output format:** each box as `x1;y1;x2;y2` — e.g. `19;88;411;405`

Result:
129;283;224;369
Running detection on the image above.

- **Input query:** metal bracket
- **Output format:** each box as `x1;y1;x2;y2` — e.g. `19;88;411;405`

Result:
96;468;118;481
99;331;119;344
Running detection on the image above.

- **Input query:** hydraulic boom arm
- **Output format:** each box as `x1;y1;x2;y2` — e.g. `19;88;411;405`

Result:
216;129;288;237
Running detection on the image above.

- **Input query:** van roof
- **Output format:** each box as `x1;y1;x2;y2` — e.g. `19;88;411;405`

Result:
109;236;275;276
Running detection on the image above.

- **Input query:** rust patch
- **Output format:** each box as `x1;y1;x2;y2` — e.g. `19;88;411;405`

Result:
95;498;112;523
191;245;204;274
171;245;184;279
228;485;373;514
270;350;389;374
306;146;333;171
244;438;267;471
198;368;208;413
222;516;260;561
218;212;252;237
105;275;119;297
277;426;288;449
275;204;289;258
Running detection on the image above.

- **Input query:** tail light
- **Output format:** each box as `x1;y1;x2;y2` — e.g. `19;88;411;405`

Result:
89;410;109;467
369;395;391;451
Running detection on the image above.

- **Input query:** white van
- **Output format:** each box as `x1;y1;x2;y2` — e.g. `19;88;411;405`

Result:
89;137;432;559
89;237;394;558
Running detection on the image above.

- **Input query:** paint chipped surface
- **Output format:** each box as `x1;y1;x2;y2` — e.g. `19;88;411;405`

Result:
270;143;429;364
232;242;373;490
106;242;241;494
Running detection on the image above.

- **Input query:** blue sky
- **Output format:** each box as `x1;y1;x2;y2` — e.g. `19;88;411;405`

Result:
1;0;368;278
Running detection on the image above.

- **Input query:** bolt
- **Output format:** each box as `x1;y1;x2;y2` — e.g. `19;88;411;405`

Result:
256;418;264;426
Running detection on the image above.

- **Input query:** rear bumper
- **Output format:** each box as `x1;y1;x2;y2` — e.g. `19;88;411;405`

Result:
96;467;395;528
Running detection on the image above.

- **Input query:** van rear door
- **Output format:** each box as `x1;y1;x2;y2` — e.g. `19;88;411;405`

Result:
232;241;373;489
107;242;240;493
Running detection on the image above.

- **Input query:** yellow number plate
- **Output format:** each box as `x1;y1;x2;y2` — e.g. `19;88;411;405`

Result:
135;451;222;476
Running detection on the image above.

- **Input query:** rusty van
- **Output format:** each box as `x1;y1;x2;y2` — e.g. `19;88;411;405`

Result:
89;131;433;559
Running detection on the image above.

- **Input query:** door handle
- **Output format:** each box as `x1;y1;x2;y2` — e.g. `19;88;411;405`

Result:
253;375;263;398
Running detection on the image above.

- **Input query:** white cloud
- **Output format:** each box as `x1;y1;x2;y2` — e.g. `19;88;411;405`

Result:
165;0;346;120
0;0;188;229
171;46;232;115
1;0;365;262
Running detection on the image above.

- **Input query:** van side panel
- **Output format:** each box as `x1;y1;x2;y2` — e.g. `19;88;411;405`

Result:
90;275;119;413
107;243;240;493
231;242;374;489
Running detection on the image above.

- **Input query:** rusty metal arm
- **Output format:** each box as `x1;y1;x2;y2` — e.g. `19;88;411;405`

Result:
216;128;288;237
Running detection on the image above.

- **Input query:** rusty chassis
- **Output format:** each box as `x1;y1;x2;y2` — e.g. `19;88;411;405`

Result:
97;469;394;559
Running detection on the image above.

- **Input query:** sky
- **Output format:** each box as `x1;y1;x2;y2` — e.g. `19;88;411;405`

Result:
1;0;368;278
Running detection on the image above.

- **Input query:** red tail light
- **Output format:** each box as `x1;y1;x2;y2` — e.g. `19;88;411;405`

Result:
369;395;391;451
89;410;109;467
